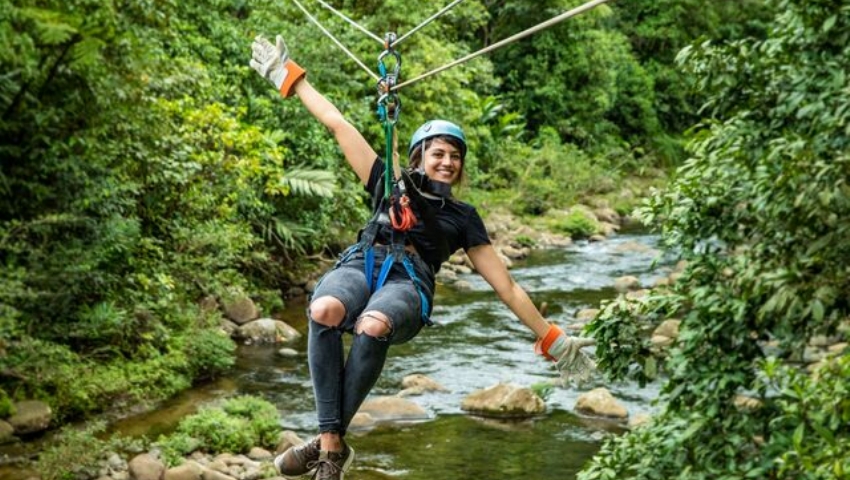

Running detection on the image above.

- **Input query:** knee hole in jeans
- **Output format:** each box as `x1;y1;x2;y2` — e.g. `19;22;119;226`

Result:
310;296;346;327
355;311;392;339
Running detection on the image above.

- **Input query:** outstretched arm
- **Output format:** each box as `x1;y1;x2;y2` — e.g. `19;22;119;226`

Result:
466;244;549;337
291;80;376;184
467;244;596;384
251;35;376;185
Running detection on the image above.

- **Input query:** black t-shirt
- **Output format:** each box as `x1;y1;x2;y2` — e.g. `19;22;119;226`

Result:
363;159;490;273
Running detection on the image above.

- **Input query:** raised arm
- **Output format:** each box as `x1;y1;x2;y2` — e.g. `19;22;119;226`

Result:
291;80;376;184
250;35;376;184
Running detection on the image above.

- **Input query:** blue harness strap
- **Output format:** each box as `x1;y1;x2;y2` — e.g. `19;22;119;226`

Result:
338;212;432;325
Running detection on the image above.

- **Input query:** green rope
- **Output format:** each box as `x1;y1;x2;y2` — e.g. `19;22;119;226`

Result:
383;121;393;199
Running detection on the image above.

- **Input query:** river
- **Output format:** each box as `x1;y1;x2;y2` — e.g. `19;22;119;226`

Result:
2;231;673;479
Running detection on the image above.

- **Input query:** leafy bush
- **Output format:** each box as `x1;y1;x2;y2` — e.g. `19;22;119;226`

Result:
36;421;118;480
183;329;236;381
156;395;280;466
547;209;600;239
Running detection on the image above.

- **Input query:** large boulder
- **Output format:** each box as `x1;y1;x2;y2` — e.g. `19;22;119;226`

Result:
128;453;165;480
575;388;628;419
7;400;51;435
234;318;301;344
461;383;546;418
223;295;259;325
357;396;429;423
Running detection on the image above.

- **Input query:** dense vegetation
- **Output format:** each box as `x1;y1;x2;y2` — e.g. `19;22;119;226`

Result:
584;0;850;478
5;0;847;478
2;0;740;423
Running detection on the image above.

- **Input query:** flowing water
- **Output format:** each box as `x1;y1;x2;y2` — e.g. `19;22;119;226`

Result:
2;231;674;479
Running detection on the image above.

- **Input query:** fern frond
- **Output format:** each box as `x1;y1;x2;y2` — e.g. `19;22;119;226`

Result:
20;8;80;46
278;168;336;198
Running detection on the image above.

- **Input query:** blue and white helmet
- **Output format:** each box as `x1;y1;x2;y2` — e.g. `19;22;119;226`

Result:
408;120;467;160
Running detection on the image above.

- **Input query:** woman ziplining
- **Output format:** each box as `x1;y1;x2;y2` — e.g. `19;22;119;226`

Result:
249;1;607;478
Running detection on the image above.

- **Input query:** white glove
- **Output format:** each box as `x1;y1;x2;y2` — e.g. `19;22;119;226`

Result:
535;323;596;385
250;35;306;97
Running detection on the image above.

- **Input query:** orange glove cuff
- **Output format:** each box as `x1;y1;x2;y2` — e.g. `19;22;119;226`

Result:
279;60;306;98
534;323;564;361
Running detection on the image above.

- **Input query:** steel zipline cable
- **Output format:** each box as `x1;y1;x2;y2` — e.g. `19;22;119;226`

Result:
291;0;468;81
392;0;611;91
312;0;384;44
290;0;380;81
394;0;467;46
291;0;611;90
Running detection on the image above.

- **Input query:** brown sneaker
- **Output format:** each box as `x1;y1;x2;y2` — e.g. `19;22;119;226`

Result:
274;436;321;476
312;444;355;480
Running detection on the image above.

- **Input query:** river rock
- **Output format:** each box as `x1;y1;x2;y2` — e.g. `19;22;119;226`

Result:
164;460;204;480
199;295;219;313
575;388;628;419
575;308;599;322
129;453;165;480
628;412;652;429
613;240;655;254
594;207;620;224
7;400;51;435
275;430;307;455
398;374;449;396
461;383;545;418
613;275;641;293
349;412;376;430
247;447;272;461
501;245;527;260
202;469;236;480
653;319;681;339
357;396;429;423
223;296;259;325
0;420;16;444
234;319;301;344
277;347;300;358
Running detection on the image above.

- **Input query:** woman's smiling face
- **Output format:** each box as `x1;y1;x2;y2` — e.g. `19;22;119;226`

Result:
420;138;463;185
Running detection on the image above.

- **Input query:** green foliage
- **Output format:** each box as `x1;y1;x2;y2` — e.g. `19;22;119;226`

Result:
489;1;661;162
546;208;600;239
0;0;761;426
761;356;850;479
530;381;555;402
0;388;13;418
156;395;280;466
182;328;236;381
582;0;850;478
36;421;120;480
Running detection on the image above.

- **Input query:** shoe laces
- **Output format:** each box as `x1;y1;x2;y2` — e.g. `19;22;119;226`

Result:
313;457;342;480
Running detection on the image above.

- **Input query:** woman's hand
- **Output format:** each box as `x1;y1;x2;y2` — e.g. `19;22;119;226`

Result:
250;35;306;97
535;323;596;385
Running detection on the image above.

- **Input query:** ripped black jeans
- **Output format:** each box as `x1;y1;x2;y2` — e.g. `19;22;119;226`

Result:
307;247;434;435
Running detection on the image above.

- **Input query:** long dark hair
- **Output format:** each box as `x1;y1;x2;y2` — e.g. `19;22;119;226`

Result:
407;135;466;185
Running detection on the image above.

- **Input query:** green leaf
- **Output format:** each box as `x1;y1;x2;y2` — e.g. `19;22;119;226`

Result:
811;299;824;322
822;15;837;33
793;423;805;450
